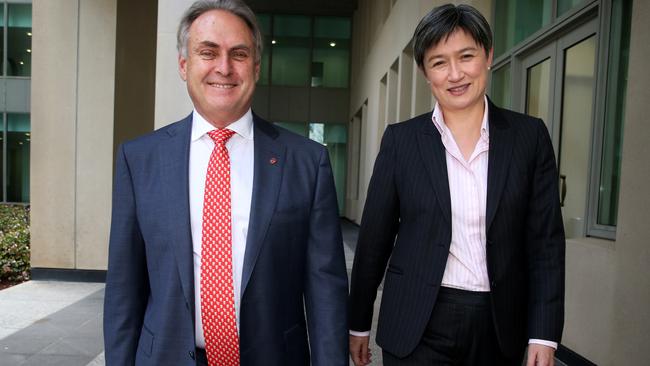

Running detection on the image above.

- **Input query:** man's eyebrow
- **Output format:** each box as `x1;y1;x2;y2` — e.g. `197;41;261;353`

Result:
194;41;251;52
195;40;219;49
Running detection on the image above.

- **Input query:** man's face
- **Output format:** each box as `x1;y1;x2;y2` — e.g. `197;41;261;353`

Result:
179;9;260;127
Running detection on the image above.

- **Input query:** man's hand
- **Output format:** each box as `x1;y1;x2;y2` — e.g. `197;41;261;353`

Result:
349;335;371;366
526;344;555;366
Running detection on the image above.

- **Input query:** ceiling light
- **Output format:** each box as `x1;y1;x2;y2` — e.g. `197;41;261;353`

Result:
271;40;276;44
19;61;24;65
27;32;32;36
26;49;31;53
329;42;336;47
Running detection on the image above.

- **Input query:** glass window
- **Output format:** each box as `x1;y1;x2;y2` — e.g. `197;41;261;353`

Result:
558;35;597;238
490;64;511;108
597;0;632;227
6;113;30;203
324;123;347;213
257;14;271;86
275;121;308;136
7;3;32;77
494;0;552;57
271;15;311;86
558;0;585;17
1;5;4;76
525;58;551;124
312;17;350;88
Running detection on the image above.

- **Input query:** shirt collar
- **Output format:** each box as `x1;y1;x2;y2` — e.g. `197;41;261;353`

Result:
190;109;254;142
431;96;490;142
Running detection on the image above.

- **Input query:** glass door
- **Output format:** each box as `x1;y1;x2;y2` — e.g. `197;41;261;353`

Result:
518;19;598;238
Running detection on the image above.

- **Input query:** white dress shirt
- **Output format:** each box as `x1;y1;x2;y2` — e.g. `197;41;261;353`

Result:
433;98;491;292
189;109;254;348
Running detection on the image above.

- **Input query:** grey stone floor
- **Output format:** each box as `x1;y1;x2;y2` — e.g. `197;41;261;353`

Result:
0;281;105;366
0;220;565;365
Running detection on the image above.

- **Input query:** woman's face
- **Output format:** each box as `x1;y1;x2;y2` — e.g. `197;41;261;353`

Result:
422;29;493;114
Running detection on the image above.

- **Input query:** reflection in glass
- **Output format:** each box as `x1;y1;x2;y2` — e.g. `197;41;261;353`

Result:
257;14;271;86
494;0;551;57
7;114;30;203
271;15;311;86
526;58;551;125
490;64;511;109
558;0;584;17
7;4;32;77
312;17;350;87
598;0;632;226
559;35;596;238
1;5;4;76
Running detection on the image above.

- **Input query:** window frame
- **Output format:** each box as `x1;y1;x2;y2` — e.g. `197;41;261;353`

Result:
490;0;624;240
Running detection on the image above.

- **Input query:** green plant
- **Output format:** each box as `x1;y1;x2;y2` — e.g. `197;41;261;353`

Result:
0;204;30;283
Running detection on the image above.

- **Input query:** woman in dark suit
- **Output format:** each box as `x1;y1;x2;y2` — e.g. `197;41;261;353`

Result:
349;4;565;366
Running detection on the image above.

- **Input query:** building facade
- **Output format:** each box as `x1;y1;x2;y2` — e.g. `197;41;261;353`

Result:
27;0;649;364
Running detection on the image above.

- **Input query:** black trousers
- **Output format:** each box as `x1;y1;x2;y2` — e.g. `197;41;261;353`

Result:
383;287;524;366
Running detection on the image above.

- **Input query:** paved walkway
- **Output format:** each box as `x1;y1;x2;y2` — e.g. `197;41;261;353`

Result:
0;220;561;365
0;220;371;366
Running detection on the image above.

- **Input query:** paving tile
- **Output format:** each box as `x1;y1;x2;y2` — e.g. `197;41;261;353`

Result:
21;353;93;366
0;352;28;366
0;334;57;355
85;352;105;366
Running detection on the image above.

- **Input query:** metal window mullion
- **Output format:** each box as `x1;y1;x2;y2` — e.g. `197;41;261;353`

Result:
3;2;7;77
3;113;7;202
586;0;617;239
2;2;6;202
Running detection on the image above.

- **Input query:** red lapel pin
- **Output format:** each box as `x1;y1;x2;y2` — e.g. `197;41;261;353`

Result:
269;157;278;165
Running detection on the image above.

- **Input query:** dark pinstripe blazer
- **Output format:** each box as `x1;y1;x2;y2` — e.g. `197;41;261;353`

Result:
349;99;565;358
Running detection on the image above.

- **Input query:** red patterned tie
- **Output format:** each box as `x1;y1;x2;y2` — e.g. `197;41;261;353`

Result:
201;128;240;366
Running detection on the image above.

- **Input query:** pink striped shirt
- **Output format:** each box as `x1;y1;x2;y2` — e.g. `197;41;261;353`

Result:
433;97;491;292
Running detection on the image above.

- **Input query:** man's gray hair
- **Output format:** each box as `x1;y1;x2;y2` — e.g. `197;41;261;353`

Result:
413;4;493;70
177;0;263;64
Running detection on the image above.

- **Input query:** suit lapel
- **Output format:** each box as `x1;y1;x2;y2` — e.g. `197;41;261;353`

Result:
486;100;515;231
160;115;195;310
241;114;285;297
417;114;452;225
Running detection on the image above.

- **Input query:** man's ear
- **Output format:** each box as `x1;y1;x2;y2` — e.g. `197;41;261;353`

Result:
178;54;188;81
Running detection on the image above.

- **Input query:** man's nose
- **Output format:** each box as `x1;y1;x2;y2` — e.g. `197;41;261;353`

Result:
214;54;232;76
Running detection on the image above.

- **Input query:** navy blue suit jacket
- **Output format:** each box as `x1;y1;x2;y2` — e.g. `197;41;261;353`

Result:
349;100;565;358
104;113;349;365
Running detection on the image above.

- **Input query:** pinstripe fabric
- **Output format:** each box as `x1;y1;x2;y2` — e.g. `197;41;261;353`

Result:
349;98;565;359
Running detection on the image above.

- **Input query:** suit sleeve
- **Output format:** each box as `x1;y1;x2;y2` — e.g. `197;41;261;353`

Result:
303;147;350;366
525;119;566;342
103;144;149;365
349;126;400;332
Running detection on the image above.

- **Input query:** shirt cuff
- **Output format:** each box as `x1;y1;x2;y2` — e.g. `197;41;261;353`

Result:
349;330;371;337
528;339;558;349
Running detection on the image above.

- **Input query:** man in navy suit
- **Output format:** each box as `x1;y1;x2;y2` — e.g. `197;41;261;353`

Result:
103;1;348;365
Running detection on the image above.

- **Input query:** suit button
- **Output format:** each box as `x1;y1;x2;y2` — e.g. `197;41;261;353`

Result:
189;350;195;360
491;281;496;288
